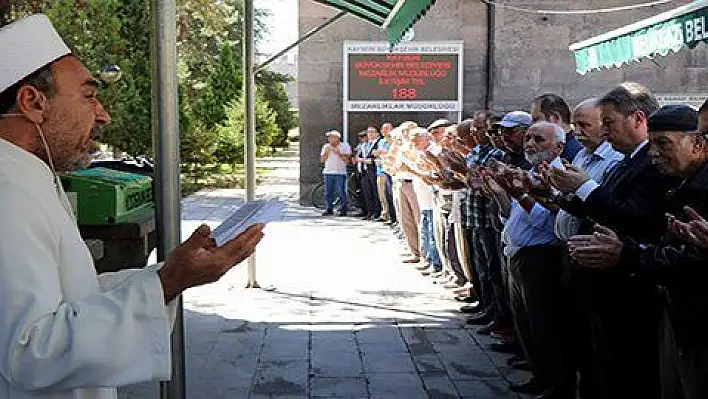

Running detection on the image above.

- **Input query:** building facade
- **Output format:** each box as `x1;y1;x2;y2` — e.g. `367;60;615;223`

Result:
298;0;706;202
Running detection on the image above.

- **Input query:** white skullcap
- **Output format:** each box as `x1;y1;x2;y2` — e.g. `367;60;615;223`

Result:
325;130;341;138
0;14;71;93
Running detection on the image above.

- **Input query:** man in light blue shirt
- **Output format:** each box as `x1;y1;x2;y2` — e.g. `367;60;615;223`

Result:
484;121;573;397
554;99;624;240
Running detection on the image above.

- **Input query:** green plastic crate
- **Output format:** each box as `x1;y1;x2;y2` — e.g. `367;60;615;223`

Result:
59;167;154;225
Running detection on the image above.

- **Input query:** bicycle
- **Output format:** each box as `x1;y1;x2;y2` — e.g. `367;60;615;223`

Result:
311;165;363;212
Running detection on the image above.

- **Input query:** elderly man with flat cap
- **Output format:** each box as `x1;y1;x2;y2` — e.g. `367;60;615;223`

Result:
0;14;264;398
570;104;708;399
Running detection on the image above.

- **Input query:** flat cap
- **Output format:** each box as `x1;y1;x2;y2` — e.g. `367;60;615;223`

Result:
427;119;452;131
648;104;698;133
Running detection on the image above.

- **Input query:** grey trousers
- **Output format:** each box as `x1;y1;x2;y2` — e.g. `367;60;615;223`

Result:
509;245;574;394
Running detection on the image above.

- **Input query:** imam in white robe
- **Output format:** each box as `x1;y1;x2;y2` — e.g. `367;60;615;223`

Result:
0;137;176;398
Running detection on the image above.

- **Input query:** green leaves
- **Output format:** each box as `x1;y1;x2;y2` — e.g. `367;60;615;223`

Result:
6;0;295;168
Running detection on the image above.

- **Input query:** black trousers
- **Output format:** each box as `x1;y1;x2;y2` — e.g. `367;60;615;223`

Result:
658;310;708;399
361;169;380;217
509;245;575;395
471;227;507;320
571;261;661;399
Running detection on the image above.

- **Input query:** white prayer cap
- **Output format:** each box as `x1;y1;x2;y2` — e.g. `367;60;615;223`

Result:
325;130;341;138
0;14;71;93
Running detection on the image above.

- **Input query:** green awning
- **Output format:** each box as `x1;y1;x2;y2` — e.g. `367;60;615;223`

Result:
312;0;437;45
570;0;708;74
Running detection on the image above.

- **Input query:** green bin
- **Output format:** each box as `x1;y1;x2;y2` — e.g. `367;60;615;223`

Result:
59;167;154;225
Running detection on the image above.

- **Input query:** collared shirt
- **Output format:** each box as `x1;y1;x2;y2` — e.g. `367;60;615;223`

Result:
502;198;559;258
375;140;390;176
575;139;647;200
555;141;625;240
0;138;176;398
463;145;506;230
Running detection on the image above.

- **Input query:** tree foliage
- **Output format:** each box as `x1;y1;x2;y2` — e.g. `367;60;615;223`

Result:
215;92;279;166
2;0;295;165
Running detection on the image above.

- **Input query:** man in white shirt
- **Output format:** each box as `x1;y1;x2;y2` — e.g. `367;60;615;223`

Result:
0;15;264;398
320;130;352;216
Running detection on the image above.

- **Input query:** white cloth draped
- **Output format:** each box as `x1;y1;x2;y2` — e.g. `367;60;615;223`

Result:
0;138;176;398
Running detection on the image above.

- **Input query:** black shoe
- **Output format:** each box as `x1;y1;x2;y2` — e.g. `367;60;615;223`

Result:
337;212;347;217
506;353;526;365
322;211;333;216
489;341;519;354
476;321;498;335
466;311;491;325
460;304;483;313
509;359;531;371
509;377;547;395
454;295;476;303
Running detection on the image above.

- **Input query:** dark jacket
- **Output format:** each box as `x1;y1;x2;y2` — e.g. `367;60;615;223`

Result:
564;144;681;243
561;130;583;162
620;163;708;349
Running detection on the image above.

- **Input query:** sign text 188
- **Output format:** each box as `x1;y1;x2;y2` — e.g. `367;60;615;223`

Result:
391;88;418;100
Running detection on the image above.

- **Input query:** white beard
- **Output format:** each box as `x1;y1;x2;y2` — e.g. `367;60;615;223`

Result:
525;149;556;166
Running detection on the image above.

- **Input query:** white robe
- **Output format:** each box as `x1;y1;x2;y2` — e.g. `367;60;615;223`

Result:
0;138;176;398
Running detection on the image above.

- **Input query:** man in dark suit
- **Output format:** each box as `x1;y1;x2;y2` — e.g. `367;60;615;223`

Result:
360;126;384;220
549;82;681;399
569;104;708;399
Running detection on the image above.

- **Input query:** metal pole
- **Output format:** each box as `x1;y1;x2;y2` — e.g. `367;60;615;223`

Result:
254;11;347;74
485;2;496;110
151;1;185;398
244;0;259;289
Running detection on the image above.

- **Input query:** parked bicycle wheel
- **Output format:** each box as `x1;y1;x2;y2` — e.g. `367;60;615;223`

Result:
311;183;327;210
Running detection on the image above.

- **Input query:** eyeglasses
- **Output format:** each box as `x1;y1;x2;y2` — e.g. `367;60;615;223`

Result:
500;126;528;135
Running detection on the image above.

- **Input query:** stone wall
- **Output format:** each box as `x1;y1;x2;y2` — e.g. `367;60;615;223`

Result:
298;0;706;203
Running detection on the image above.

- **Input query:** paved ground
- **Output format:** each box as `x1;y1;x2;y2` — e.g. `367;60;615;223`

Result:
118;143;531;398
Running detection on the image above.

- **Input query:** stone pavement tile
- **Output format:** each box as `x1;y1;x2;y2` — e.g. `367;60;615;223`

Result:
454;378;519;398
311;330;357;343
265;326;310;343
439;355;500;381
408;340;437;357
251;360;309;397
424;328;476;345
187;379;252;399
399;326;430;345
311;337;359;360
260;338;309;362
355;325;405;345
420;373;461;399
362;351;416;373
311;348;364;377
411;353;446;374
198;355;260;385
310;377;368;397
368;373;428;399
359;339;408;354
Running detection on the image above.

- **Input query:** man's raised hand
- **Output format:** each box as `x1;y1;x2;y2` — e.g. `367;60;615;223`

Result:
158;223;265;302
